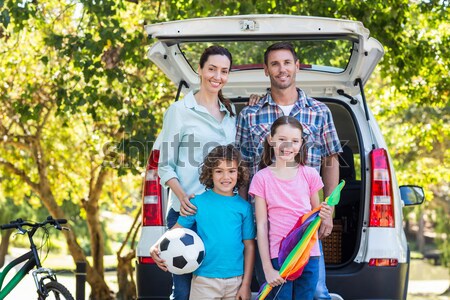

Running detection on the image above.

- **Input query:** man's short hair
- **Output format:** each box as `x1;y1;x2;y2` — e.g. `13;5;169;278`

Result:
264;42;298;65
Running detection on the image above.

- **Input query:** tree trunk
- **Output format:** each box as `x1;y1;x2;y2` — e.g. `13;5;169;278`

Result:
116;250;137;300
116;209;140;300
84;199;105;277
416;210;425;253
0;229;13;268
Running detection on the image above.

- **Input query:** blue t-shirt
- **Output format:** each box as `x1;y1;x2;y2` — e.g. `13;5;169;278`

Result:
177;189;255;278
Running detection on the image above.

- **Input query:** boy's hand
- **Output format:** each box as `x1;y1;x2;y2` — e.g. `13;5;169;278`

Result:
265;267;285;287
150;244;168;271
319;202;333;239
235;284;251;300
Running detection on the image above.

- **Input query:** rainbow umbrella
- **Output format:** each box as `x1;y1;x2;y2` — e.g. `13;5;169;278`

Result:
257;181;346;300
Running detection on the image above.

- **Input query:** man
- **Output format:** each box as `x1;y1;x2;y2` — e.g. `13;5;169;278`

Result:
236;42;341;299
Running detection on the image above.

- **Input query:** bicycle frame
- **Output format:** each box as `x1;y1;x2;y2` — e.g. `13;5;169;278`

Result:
0;250;36;298
0;229;59;299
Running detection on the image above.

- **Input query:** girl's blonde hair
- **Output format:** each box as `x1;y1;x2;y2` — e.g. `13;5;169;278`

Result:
259;116;308;170
199;144;249;190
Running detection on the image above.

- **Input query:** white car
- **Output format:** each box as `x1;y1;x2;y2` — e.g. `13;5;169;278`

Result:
136;15;424;300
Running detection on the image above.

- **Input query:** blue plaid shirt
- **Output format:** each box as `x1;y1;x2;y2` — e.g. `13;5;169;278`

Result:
236;88;342;177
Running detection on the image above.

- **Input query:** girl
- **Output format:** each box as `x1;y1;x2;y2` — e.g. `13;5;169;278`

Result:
151;145;255;300
249;116;332;299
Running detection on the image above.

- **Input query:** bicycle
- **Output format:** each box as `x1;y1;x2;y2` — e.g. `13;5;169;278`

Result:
0;216;74;300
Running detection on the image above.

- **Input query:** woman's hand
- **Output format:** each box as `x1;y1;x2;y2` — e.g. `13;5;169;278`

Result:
179;194;196;216
319;202;333;239
166;179;197;216
264;267;285;287
150;244;168;272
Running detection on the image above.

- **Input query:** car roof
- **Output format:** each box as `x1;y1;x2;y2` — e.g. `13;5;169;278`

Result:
145;15;384;98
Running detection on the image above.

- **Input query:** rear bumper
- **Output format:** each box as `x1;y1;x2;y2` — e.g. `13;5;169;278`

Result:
327;261;409;299
136;260;409;300
136;260;172;300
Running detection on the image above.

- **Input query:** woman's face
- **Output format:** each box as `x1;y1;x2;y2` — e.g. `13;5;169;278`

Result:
198;54;231;94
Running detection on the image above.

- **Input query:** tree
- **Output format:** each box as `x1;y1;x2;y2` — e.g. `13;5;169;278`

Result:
0;1;171;298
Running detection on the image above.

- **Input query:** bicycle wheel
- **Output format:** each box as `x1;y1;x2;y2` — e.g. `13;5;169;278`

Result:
39;281;74;300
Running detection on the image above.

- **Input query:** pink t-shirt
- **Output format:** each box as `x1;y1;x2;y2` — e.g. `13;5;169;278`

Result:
249;165;324;258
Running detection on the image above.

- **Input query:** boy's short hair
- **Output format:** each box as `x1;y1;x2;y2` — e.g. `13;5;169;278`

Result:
199;144;249;190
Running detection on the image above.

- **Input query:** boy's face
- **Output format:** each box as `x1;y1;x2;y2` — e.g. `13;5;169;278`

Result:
212;159;238;196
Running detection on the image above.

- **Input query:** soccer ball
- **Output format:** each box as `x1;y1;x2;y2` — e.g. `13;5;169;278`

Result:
158;228;205;275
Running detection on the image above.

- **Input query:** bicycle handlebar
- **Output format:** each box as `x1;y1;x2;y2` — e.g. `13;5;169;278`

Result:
0;216;68;231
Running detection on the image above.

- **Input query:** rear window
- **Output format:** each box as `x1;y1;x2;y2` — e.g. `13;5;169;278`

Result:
179;39;354;74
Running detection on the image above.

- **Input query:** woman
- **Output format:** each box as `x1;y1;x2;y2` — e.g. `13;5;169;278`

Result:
154;45;237;300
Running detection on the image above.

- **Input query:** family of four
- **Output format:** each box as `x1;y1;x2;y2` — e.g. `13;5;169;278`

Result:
150;42;342;300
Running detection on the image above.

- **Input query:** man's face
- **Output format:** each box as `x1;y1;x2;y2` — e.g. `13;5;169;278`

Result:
264;49;299;90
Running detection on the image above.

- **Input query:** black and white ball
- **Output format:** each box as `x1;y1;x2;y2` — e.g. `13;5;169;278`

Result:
159;228;205;275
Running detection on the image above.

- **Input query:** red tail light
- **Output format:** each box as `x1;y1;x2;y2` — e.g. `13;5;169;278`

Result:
369;258;398;267
139;257;155;264
369;148;395;227
142;150;163;226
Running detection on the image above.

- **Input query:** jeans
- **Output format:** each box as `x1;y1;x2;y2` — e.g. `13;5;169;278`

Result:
314;241;331;300
167;208;192;300
265;256;319;300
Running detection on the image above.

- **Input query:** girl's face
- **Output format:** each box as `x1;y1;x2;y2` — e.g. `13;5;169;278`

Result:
269;124;303;163
198;54;230;95
212;159;238;196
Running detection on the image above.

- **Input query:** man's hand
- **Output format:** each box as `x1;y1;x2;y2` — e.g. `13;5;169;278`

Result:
179;194;196;216
318;202;333;239
150;244;168;271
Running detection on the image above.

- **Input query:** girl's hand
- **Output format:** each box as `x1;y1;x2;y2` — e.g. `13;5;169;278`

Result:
264;267;285;287
179;194;196;216
235;285;251;300
319;202;333;239
248;94;262;106
150;244;168;271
